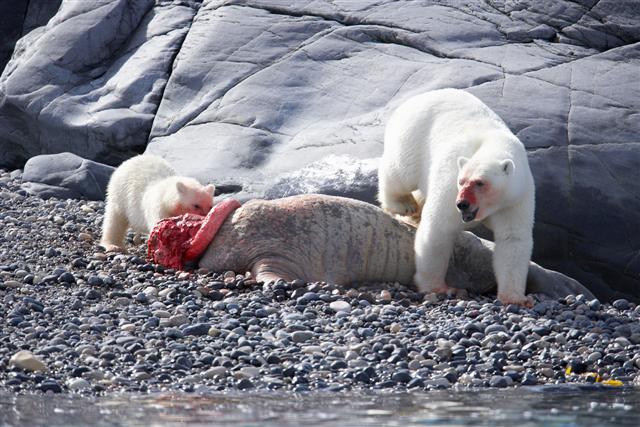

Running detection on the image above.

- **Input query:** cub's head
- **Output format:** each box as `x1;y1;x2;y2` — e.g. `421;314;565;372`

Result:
175;179;215;216
455;156;515;223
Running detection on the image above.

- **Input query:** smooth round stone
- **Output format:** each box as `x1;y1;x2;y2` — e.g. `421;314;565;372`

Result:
78;232;93;242
485;325;508;334
532;326;550;336
521;373;538;385
425;377;450;388
184;323;210;336
390;323;401;333
114;297;130;306
39;380;62;393
169;314;189;326
344;350;358;360
164;328;184;339
144;287;158;297
236;367;260;379
612;299;630;310
58;272;76;284
152;310;170;318
331;360;348;370
302;346;323;354
158;288;173;298
10;350;46;372
330;300;351;313
588;299;601;311
408;360;422;370
292;331;313;343
4;280;21;288
348;359;368;368
66;378;91;390
87;276;103;286
391;370;412;383
489;375;513;388
407;378;425;388
84;289;101;300
615;337;631;347
132;372;151;381
587;352;602;363
203;367;228;379
236;378;254;390
379;290;392;302
135;293;148;303
120;324;136;332
539;368;555;378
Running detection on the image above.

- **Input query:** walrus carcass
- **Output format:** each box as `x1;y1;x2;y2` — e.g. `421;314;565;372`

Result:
180;194;590;299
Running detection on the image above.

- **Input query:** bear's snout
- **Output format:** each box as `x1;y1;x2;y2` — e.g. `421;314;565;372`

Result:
456;200;470;211
456;197;478;222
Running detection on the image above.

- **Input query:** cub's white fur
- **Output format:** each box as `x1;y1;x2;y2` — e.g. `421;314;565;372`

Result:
378;88;535;306
100;155;214;252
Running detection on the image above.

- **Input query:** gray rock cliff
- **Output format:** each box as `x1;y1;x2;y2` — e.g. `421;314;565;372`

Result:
2;0;639;301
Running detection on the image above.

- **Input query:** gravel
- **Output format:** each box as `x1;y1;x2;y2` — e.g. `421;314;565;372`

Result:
1;168;640;395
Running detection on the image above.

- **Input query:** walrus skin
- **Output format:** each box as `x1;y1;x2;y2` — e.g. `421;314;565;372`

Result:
199;194;593;299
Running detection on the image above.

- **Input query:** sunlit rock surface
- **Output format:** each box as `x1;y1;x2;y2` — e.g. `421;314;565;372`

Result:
3;0;640;300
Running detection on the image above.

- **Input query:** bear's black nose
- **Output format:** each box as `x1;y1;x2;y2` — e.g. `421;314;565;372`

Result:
456;200;469;211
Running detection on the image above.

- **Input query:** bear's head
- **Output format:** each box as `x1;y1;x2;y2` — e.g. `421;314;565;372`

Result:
455;156;515;223
174;179;215;216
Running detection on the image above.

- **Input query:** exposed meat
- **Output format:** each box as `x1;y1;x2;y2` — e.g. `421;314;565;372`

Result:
147;199;240;270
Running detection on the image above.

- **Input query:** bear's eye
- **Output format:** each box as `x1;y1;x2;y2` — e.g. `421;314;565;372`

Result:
475;181;484;188
194;204;201;210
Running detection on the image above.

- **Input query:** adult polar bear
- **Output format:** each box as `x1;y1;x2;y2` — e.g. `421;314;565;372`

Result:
378;88;535;306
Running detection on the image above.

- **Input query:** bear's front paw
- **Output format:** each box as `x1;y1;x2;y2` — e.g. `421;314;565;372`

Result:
497;292;533;308
414;273;450;295
382;194;419;217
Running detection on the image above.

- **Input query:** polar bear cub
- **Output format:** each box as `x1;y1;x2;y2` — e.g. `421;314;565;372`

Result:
378;88;535;306
100;155;215;252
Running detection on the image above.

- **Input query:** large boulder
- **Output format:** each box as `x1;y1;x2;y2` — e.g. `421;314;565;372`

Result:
3;0;640;301
21;152;114;200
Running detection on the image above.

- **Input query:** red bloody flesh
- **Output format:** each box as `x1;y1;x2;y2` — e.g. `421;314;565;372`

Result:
147;199;241;270
457;184;477;206
184;199;241;262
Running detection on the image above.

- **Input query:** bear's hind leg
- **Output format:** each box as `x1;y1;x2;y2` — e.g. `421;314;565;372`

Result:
100;206;129;252
377;165;419;216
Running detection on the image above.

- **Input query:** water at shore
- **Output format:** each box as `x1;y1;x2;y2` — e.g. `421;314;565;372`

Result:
1;385;639;427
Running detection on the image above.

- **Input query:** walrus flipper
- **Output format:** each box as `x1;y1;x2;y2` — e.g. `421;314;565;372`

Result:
251;257;301;284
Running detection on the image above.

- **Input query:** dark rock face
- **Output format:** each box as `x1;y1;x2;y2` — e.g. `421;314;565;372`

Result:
3;0;640;301
0;1;29;74
0;0;198;167
0;0;61;74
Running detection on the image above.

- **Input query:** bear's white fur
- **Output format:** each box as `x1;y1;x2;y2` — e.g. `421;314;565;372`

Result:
378;88;535;306
100;155;215;252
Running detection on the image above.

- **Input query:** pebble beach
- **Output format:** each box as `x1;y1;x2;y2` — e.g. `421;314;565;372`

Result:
1;168;640;395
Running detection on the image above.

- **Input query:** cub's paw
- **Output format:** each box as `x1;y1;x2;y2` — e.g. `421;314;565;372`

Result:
497;292;533;308
382;194;419;217
99;243;126;253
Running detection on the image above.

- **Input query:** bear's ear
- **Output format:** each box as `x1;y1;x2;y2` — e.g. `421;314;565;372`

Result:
457;157;469;171
176;181;188;194
205;184;215;196
501;159;515;175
